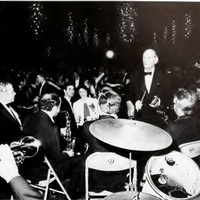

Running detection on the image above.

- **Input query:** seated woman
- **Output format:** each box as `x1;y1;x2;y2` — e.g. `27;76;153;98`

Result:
73;84;101;127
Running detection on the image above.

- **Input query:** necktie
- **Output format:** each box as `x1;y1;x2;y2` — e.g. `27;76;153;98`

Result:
83;103;90;120
144;71;152;76
8;106;23;130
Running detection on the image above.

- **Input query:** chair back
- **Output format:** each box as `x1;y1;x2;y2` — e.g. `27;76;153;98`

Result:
85;152;136;200
179;140;200;158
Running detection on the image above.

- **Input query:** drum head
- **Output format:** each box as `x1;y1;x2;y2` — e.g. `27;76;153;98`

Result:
142;151;200;199
104;191;161;200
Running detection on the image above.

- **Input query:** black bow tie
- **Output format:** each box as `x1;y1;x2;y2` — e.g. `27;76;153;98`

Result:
144;72;152;76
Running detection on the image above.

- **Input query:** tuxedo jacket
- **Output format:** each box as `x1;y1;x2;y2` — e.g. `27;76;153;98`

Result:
23;110;67;163
54;97;78;138
165;114;200;147
0;103;23;145
127;66;171;127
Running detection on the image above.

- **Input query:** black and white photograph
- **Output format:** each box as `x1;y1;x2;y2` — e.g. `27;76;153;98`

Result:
0;1;200;200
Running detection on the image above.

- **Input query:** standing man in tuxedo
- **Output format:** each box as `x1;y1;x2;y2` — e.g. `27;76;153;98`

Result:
0;81;24;199
126;48;170;128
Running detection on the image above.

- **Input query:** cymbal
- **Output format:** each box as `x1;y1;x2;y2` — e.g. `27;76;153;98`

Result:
103;191;161;200
90;118;172;151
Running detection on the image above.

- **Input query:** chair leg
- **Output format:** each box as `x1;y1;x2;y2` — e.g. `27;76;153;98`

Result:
44;169;51;200
44;156;71;200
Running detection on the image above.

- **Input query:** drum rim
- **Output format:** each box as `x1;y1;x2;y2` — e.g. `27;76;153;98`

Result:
144;150;200;200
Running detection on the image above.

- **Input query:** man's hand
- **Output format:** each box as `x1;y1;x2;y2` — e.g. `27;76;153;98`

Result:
135;100;143;111
63;149;75;157
0;144;20;183
126;100;135;117
60;127;67;136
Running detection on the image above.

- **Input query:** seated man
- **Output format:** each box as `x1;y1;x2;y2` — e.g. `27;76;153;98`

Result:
83;91;131;193
165;88;200;149
83;90;122;156
0;144;42;200
21;93;84;199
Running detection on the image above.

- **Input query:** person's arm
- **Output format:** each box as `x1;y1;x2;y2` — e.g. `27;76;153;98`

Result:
0;144;43;200
10;176;42;200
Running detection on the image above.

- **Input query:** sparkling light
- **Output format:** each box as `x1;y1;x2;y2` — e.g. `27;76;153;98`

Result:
171;20;176;45
93;28;99;47
83;18;89;44
66;12;75;44
117;2;137;44
29;2;46;40
78;33;82;45
163;26;168;42
184;13;192;39
153;32;157;44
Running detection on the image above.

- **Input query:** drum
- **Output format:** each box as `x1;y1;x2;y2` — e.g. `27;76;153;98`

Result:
104;191;161;200
142;151;200;200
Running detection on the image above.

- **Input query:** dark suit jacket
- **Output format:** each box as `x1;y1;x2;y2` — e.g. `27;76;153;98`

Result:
21;110;84;197
23;111;68;163
21;111;69;181
127;66;171;128
0;103;23;145
165;114;200;147
40;81;62;97
54;97;78;138
10;176;42;200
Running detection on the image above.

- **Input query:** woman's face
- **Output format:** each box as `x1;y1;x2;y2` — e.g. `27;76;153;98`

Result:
79;88;88;98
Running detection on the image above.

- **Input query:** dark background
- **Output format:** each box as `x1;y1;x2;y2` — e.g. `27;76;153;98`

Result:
0;1;200;81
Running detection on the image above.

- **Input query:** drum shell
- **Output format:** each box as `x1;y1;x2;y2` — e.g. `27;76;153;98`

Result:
142;151;200;200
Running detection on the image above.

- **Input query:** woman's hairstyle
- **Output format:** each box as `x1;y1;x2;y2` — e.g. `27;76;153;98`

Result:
77;84;89;96
39;93;61;111
174;88;198;115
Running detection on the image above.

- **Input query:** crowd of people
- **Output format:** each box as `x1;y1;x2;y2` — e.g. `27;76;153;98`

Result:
0;48;200;199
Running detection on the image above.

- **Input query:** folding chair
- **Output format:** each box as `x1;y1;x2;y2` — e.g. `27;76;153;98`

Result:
29;156;71;200
179;140;200;159
85;152;137;200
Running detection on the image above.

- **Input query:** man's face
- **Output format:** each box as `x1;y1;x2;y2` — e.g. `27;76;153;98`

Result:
143;49;157;71
4;84;16;104
35;75;44;86
64;85;75;98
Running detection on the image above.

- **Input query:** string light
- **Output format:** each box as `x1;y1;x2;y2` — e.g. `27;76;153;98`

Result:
83;18;89;45
78;33;82;45
163;26;168;42
29;2;46;40
153;32;157;44
66;12;75;44
93;28;100;47
117;2;137;44
171;20;176;45
184;13;192;39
